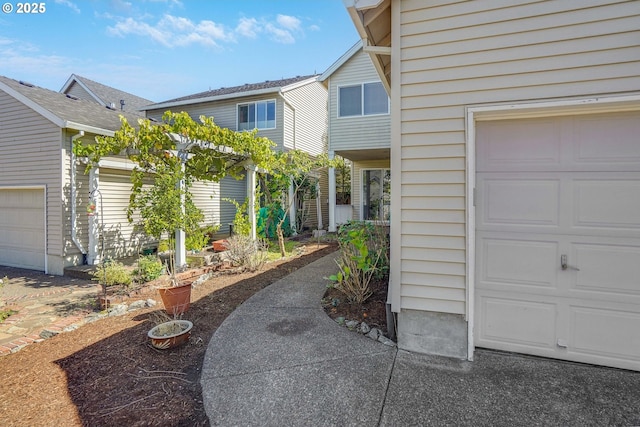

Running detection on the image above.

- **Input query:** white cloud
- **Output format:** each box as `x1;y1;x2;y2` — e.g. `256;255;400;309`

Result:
54;0;81;14
235;17;259;39
264;23;295;44
106;12;309;48
276;14;301;31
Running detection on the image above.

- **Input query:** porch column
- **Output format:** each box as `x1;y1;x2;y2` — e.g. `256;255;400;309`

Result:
246;164;257;240
328;150;336;232
87;167;101;265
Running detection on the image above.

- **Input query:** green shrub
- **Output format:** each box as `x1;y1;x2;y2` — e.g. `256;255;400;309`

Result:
134;255;164;283
329;221;389;303
186;224;221;251
92;261;132;287
157;239;170;253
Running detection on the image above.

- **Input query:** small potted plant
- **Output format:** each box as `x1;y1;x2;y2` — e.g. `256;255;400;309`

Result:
148;318;193;349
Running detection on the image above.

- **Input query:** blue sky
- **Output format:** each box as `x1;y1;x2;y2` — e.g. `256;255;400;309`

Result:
0;0;359;102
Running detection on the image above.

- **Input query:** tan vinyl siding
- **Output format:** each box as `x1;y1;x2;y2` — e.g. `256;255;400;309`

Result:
352;159;390;221
328;50;391;152
191;180;222;229
145;94;285;150
0;92;63;256
395;0;640;315
99;169;147;259
219;175;246;237
282;81;327;155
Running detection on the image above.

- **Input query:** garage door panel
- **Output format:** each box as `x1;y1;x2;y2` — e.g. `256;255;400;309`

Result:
478;295;556;348
480;178;560;227
477;119;561;172
480;237;558;289
573;178;640;231
570;306;640;361
573;114;640;167
571;243;640;296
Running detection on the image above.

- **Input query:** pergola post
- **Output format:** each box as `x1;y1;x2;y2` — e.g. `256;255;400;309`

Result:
328;150;336;232
246;164;258;240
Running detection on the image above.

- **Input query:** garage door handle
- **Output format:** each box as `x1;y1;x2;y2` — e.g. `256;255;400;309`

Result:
561;254;580;271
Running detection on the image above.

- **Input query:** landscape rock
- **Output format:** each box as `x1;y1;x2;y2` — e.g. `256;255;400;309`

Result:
366;328;381;340
335;317;345;325
360;322;371;334
128;300;147;311
345;320;359;330
378;336;396;347
108;304;128;317
145;299;157;307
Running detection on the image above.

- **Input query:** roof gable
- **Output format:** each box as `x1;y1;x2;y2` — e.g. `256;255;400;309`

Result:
60;74;154;113
318;40;363;82
1;75;145;135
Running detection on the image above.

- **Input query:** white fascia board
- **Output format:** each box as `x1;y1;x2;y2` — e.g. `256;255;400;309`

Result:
343;0;385;9
97;157;137;171
280;76;320;93
318;40;363;82
0;81;65;128
145;87;281;111
65;121;115;137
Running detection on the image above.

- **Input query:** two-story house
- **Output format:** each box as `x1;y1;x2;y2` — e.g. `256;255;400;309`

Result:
345;0;640;372
319;41;391;233
143;75;329;236
0;75;148;274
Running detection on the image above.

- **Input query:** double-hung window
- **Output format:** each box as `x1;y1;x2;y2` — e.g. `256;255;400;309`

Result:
238;100;276;131
338;82;388;117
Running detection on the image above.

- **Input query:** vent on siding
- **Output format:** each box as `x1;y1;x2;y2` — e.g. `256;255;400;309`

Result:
19;80;34;87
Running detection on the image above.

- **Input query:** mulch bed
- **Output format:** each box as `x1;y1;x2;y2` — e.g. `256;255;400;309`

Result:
0;241;384;427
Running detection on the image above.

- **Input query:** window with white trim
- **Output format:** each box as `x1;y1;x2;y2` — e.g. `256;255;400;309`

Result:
338;82;389;117
238;100;276;130
362;169;390;221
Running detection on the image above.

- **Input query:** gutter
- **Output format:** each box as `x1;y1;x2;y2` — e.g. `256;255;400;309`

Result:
70;130;87;262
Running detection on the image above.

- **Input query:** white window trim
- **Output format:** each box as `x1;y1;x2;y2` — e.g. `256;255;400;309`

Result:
236;99;277;131
360;167;391;223
337;81;390;119
464;93;640;363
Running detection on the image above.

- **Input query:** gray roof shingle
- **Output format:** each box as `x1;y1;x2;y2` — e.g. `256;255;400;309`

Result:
151;74;318;106
1;75;146;133
63;74;154;113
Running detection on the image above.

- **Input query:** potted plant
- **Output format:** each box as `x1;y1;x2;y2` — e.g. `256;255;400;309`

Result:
148;319;193;350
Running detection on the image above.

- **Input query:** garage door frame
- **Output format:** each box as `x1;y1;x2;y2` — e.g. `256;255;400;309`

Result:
465;94;640;363
0;185;47;273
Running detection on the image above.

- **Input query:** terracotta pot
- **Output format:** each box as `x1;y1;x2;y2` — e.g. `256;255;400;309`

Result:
148;320;193;350
157;282;192;316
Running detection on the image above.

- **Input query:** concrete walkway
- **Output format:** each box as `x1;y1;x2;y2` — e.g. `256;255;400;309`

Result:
201;253;640;426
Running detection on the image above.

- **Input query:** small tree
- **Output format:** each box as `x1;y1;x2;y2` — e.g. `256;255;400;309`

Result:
264;150;334;257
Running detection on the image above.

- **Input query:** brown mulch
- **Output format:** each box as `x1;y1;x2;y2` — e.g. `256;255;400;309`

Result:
0;241;389;427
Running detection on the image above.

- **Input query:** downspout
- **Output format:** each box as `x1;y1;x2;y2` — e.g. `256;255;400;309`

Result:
70;130;87;263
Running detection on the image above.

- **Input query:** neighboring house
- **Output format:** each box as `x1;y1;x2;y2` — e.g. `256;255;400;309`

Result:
0;75;148;275
143;75;329;235
318;41;391;232
60;74;153;113
345;0;640;372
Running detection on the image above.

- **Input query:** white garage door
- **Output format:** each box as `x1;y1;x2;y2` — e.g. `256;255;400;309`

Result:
475;111;640;371
0;188;45;271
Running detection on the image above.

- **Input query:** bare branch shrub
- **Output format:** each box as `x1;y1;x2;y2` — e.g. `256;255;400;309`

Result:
223;235;269;272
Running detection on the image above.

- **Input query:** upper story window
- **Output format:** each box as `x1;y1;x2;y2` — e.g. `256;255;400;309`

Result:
238;100;276;131
338;82;389;117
